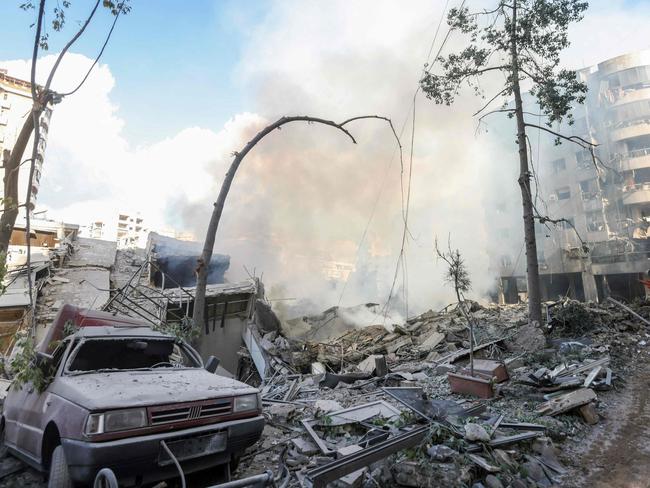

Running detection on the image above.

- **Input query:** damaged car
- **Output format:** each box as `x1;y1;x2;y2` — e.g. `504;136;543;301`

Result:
1;305;264;487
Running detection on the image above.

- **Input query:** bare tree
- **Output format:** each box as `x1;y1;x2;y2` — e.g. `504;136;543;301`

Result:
420;0;591;328
0;1;130;260
193;115;399;334
435;236;475;374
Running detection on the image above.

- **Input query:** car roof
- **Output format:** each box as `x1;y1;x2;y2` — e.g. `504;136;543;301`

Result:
71;325;173;339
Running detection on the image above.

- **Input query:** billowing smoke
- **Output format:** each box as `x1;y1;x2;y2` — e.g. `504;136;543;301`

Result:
170;0;650;319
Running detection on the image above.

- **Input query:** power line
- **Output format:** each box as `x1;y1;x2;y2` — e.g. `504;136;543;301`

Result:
381;0;465;322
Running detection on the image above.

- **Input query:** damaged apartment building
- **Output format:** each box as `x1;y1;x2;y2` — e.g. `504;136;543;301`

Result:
491;49;650;303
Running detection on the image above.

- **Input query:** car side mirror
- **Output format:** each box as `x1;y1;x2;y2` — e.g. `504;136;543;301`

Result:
35;351;54;370
205;356;220;374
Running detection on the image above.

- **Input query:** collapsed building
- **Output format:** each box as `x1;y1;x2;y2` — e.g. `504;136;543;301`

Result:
491;49;650;303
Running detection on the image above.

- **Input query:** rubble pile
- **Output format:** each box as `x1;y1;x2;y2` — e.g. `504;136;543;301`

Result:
236;298;650;487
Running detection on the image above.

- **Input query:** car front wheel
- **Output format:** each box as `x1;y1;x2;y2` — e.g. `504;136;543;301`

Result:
48;445;73;488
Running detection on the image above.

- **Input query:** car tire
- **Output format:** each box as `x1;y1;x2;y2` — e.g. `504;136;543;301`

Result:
48;445;73;488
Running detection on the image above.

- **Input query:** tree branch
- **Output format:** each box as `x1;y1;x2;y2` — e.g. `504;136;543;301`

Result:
59;1;125;97
44;0;102;92
473;87;510;116
524;122;596;148
192;115;399;333
30;0;46;101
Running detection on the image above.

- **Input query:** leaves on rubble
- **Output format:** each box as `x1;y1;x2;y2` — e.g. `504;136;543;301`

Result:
10;334;54;393
549;299;599;336
152;316;199;343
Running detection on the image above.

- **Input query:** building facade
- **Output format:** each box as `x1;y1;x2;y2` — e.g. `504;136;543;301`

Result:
0;70;52;212
493;50;650;303
116;212;149;248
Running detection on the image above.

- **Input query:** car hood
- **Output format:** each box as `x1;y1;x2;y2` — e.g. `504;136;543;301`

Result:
50;368;257;411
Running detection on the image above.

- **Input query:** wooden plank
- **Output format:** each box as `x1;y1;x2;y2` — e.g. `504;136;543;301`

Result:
583;366;602;387
537;388;597;416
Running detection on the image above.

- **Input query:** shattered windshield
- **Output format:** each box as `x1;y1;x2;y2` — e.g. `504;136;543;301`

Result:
66;338;200;374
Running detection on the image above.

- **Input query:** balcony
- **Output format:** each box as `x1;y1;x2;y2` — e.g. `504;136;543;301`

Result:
610;119;650;141
621;182;650;205
617;147;650;171
610;87;650;108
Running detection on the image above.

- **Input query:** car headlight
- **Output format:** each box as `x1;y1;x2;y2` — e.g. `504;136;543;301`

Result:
85;408;148;435
233;393;259;413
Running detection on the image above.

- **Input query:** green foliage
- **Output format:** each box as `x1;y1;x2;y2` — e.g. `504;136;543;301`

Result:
435;237;471;296
152;316;199;343
420;0;589;131
19;0;131;50
10;334;54;393
0;252;7;296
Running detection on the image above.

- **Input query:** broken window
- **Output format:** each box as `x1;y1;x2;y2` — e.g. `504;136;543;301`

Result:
580;179;598;201
67;338;199;373
556;187;571;200
576;150;593;170
551;158;566;174
586;211;605;232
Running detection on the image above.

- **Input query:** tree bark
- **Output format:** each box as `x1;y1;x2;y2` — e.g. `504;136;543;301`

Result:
192;115;399;333
510;0;542;327
0;110;37;255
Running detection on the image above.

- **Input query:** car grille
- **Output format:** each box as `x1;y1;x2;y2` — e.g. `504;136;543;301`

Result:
149;399;232;426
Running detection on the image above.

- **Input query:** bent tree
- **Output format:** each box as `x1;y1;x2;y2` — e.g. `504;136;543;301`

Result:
420;0;589;327
193;115;399;334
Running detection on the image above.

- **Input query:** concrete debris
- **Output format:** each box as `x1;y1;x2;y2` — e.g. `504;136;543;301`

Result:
426;444;458;461
230;297;650;487
465;423;491;442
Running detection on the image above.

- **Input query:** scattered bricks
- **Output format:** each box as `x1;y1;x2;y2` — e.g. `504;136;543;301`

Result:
448;372;495;399
578;402;600;425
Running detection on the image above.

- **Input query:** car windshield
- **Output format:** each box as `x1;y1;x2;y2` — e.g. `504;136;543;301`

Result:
66;338;200;374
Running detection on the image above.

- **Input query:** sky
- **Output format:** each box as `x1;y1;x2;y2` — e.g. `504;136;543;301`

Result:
1;0;650;315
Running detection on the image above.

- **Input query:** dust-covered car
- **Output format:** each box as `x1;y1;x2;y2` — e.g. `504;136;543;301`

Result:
1;305;264;487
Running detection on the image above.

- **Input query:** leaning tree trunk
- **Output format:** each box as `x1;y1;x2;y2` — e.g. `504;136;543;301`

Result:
0;111;37;256
192;115;393;333
510;0;543;328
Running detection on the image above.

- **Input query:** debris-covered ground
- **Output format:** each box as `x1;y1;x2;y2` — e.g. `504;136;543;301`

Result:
2;269;650;487
233;298;650;488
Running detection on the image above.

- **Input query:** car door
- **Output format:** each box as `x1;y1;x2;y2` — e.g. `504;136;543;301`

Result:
7;340;68;462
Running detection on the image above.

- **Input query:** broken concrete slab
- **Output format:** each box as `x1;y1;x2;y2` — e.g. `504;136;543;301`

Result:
292;437;320;456
385;336;412;354
418;331;445;351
